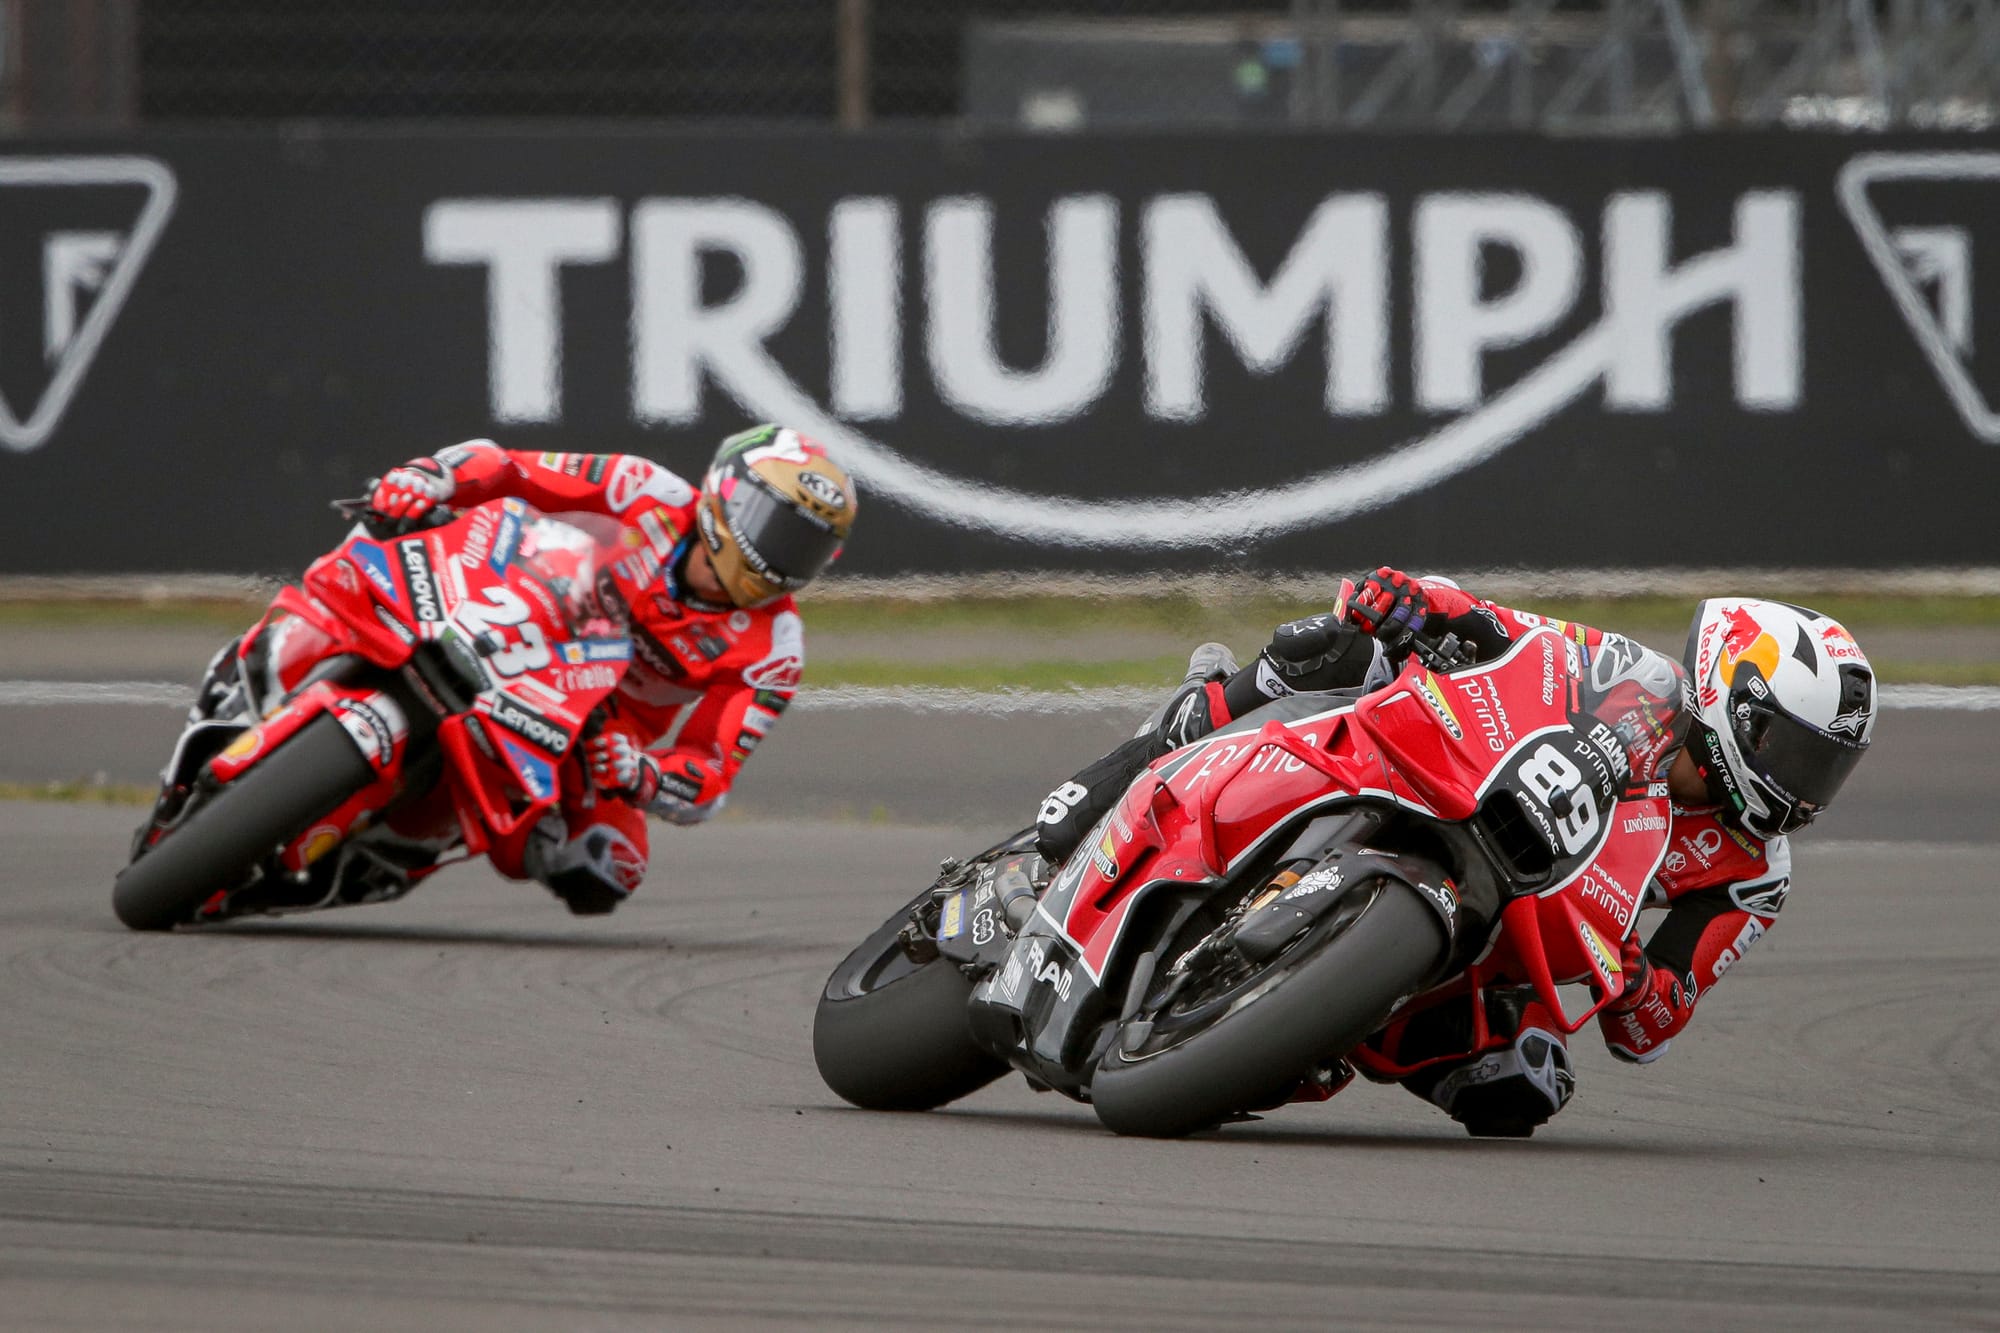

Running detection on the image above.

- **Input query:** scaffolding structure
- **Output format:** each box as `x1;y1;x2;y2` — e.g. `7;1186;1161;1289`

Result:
1;0;1995;133
971;0;2000;130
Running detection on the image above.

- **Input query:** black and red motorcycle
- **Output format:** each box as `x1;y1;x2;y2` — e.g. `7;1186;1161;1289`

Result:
813;593;1682;1138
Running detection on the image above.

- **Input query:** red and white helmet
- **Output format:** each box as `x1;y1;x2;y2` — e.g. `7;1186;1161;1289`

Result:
1682;599;1876;838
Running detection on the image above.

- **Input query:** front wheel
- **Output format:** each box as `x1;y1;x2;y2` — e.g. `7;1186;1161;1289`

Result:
112;715;375;931
1089;879;1447;1138
813;888;1009;1111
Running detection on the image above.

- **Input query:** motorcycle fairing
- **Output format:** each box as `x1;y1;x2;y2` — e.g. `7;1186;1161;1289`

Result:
169;498;633;903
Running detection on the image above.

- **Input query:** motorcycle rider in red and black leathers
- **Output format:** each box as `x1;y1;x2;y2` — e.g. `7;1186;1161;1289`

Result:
187;425;858;915
1035;568;1876;1134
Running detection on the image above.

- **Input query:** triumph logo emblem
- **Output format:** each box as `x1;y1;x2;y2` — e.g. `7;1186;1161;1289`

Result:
1838;152;2000;443
0;157;177;453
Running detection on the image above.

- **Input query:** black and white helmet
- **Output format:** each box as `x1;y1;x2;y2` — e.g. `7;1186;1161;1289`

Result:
1682;598;1876;838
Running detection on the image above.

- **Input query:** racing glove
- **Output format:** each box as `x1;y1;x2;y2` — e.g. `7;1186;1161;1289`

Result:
369;458;456;528
1345;567;1429;641
1596;950;1695;1065
585;733;725;827
585;731;663;807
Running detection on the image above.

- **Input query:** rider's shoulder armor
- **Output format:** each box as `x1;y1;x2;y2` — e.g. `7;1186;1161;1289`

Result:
624;593;802;696
1656;809;1788;905
600;456;696;518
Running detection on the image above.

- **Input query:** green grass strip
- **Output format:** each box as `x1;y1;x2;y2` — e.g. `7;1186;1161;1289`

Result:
9;591;2000;634
801;656;2000;691
0;780;155;806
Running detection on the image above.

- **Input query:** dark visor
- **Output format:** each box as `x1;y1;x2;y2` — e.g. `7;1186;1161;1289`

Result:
1734;699;1867;807
723;479;842;587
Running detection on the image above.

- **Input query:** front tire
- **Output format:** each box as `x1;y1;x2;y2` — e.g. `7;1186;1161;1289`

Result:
113;715;375;931
813;889;1008;1111
1090;879;1446;1138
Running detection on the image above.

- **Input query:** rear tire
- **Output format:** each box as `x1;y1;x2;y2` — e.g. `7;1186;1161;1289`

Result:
1090;880;1446;1138
813;891;1009;1111
113;715;375;931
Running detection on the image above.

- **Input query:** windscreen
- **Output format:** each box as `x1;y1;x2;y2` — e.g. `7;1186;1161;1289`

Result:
521;513;626;633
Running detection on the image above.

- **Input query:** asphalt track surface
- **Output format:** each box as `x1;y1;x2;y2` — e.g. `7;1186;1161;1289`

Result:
5;673;2000;1326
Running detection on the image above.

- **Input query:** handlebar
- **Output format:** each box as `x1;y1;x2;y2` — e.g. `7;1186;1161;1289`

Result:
1399;626;1473;673
331;481;456;541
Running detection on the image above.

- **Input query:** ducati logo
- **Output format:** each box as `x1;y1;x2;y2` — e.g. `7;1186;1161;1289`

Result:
1838;152;2000;443
0;157;177;453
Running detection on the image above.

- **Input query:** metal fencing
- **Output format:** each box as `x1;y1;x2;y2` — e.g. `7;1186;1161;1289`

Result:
1;0;1996;133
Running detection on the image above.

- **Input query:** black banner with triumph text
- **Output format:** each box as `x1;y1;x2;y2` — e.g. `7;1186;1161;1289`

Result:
2;130;1998;574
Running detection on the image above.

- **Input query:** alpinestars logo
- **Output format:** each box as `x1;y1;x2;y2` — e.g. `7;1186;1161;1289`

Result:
0;158;177;453
1839;152;2000;444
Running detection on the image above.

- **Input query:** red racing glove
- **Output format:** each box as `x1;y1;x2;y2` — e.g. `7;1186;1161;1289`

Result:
370;458;456;527
584;731;662;806
1345;567;1429;641
1596;952;1695;1065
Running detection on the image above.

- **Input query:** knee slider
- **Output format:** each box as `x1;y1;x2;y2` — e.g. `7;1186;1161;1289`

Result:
1264;614;1374;693
527;822;645;915
1424;1025;1576;1129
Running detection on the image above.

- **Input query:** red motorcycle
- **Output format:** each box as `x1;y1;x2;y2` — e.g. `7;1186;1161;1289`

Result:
814;592;1679;1137
114;496;642;930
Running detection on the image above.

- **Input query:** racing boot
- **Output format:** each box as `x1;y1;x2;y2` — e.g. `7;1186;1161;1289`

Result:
187;635;248;724
134;635;254;860
1152;641;1240;746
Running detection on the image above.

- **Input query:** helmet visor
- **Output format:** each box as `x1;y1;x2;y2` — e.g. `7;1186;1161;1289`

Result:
720;478;842;589
1732;693;1867;809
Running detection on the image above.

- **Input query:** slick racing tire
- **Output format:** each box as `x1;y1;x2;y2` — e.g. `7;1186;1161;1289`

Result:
1090;878;1446;1139
814;890;1009;1111
113;715;375;932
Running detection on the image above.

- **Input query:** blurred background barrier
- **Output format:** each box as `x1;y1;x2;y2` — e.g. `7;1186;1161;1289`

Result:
5;0;1997;132
2;2;1998;578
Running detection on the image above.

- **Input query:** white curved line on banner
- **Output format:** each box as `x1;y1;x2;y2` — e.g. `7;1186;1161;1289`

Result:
728;322;1616;548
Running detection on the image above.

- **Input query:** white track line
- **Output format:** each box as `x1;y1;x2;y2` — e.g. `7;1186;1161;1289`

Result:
0;681;197;707
4;681;1999;714
13;567;2000;603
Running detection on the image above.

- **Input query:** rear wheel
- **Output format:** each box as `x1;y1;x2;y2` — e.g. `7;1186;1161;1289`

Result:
813;888;1008;1111
112;715;375;931
1090;879;1446;1138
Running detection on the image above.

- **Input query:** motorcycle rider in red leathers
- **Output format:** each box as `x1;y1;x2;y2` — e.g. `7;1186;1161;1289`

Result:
361;424;857;914
1035;568;1876;1136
